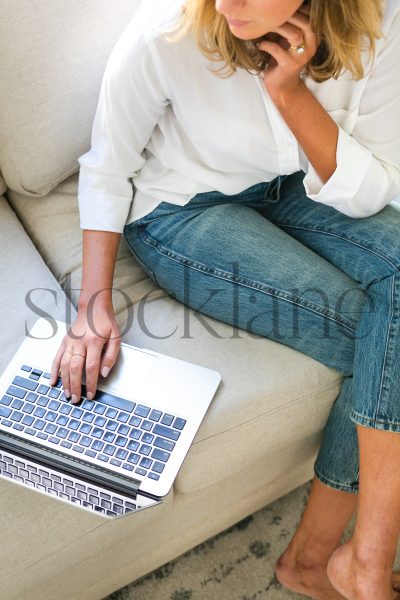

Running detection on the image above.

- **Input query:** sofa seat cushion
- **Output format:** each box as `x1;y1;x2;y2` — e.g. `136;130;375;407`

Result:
8;180;344;493
7;174;169;320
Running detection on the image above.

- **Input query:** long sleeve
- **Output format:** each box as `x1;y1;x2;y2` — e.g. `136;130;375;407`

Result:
77;19;169;232
302;11;400;218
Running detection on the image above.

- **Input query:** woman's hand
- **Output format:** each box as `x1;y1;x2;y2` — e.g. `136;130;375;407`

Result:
257;4;319;99
49;303;121;404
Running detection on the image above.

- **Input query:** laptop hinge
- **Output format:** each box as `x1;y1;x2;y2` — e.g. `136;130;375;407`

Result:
0;430;142;498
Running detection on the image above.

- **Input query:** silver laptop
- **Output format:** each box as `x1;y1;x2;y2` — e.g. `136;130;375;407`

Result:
0;317;221;519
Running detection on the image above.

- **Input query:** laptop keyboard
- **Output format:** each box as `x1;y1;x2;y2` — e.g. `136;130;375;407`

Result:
0;364;187;482
0;449;140;517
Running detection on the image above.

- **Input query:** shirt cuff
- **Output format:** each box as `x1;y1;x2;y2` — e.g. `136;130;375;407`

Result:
302;126;374;217
78;193;132;233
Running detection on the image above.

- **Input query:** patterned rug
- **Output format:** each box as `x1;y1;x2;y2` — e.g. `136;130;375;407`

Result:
106;479;396;600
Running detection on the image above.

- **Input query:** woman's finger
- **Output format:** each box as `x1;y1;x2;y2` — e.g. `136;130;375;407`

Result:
60;346;74;398
270;23;304;49
99;332;121;379
69;350;86;404
286;9;318;53
84;341;104;400
49;342;66;386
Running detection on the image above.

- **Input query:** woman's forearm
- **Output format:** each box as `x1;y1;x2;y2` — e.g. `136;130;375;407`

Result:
269;80;339;184
78;229;121;310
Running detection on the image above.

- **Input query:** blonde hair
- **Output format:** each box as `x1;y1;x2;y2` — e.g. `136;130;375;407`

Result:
166;0;385;83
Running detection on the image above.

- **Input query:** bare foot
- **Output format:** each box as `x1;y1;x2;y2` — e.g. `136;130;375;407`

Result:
327;540;400;600
275;545;400;600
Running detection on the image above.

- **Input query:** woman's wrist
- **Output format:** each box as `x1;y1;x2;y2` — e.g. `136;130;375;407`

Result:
78;288;114;312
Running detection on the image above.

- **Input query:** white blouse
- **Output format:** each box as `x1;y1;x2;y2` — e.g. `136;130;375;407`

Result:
77;0;400;233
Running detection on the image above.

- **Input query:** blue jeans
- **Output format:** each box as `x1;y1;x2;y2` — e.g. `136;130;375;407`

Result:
124;170;400;494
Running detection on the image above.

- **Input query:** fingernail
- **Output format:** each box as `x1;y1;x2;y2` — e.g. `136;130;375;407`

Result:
87;391;93;401
102;367;110;378
64;389;70;398
71;394;78;404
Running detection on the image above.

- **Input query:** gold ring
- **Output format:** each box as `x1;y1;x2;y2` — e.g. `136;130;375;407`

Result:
72;352;86;358
290;41;306;55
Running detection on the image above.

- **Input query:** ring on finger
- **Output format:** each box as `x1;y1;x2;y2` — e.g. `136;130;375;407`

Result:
72;352;86;358
290;40;306;54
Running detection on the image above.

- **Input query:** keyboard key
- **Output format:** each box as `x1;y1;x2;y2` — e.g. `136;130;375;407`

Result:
85;450;96;458
140;420;153;431
48;400;61;411
127;453;139;464
80;399;93;410
29;373;40;381
105;408;117;419
115;449;128;460
0;407;11;418
68;432;80;443
110;459;122;467
44;423;57;434
11;411;23;422
139;457;152;469
37;396;49;407
127;440;139;451
37;384;50;395
93;404;106;415
152;424;180;441
48;436;60;444
12;376;38;391
0;395;12;406
152;461;165;473
116;411;129;423
56;415;69;426
13;423;24;431
117;424;130;436
67;419;80;430
103;431;116;443
91;440;104;452
141;433;154;444
61;441;72;449
21;415;34;426
25;427;36;435
122;463;134;471
59;404;72;415
139;444;151;456
115;436;127;447
97;454;109;462
22;402;34;414
154;436;175;452
48;388;61;399
148;472;160;480
82;412;95;423
129;428;141;440
93;416;106;427
43;372;51;379
36;432;48;440
1;419;12;427
7;385;26;399
80;436;92;447
103;444;115;456
71;407;83;419
26;392;38;403
21;365;31;372
10;399;23;410
151;448;170;462
128;415;141;427
134;405;150;418
134;467;147;476
33;407;46;418
31;369;42;377
160;414;174;426
92;389;135;413
149;409;162;422
56;427;68;439
73;445;84;453
105;420;118;431
44;411;57;422
79;423;92;434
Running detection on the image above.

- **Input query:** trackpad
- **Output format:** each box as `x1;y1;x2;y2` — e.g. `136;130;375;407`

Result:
99;345;158;399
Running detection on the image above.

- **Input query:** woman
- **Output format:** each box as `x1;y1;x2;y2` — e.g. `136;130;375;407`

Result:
50;0;400;598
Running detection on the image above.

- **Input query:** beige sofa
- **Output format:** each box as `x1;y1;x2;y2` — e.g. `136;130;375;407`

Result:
0;1;346;599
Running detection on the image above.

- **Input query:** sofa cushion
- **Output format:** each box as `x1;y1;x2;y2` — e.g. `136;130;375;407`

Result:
0;195;77;375
0;174;6;196
8;181;344;493
0;0;141;196
7;174;169;319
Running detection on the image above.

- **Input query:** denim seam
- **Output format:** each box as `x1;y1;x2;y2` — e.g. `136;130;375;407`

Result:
374;274;396;422
314;467;359;493
137;229;357;333
271;224;400;274
350;406;400;428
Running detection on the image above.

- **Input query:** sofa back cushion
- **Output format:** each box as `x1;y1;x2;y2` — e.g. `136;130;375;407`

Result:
0;174;6;196
0;0;141;196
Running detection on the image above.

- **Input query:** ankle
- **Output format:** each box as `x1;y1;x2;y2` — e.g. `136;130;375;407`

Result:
284;538;337;569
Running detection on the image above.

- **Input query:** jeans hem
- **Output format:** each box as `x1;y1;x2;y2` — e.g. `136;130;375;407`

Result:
350;410;400;432
314;467;359;494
